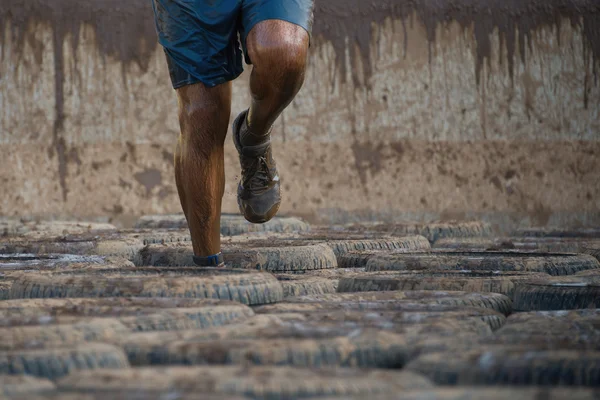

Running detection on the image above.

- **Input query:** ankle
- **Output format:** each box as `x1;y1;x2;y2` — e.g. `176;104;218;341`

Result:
193;252;224;267
244;112;271;144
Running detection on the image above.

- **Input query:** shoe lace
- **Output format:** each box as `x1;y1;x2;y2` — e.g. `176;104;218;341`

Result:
243;156;273;191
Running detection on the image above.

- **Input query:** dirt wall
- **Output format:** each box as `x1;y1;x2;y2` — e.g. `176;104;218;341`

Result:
1;1;599;231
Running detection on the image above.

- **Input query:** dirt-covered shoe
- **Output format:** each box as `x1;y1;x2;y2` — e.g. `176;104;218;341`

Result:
232;110;281;223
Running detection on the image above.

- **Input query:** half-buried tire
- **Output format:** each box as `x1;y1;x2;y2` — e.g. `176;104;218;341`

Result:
0;254;133;274
286;291;512;315
136;242;338;273
57;366;432;398
337;271;550;297
512;277;600;311
513;227;600;239
0;375;56;396
342;221;493;242
315;388;600;400
8;267;283;305
0;299;254;336
134;213;310;235
406;347;600;386
0;233;144;261
0;343;129;380
364;251;600;275
275;274;338;297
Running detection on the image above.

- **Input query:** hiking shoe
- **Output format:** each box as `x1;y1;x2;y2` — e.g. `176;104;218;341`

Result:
232;110;281;223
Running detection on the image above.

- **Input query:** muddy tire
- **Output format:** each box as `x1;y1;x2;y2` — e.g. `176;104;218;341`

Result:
493;310;600;339
137;242;337;272
0;298;254;329
364;251;600;276
432;237;501;250
0;254;134;276
262;307;505;331
221;214;311;235
275;274;338;297
575;268;600;277
338;270;550;298
127;330;418;368
287;291;512;315
315;388;600;400
255;309;498;333
0;375;55;396
406;347;600;386
512;278;600;311
0;218;116;237
484;310;600;350
120;311;491;367
0;297;247;311
0;302;253;331
343;221;492;242
224;243;338;272
0;235;144;261
253;301;496;314
57;366;432;398
338;251;381;268
8;268;283;305
0;318;131;350
0;343;129;380
513;227;600;239
0;281;10;300
324;237;430;257
134;213;310;235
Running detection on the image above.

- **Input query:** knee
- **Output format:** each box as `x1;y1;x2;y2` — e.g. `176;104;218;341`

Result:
247;21;309;87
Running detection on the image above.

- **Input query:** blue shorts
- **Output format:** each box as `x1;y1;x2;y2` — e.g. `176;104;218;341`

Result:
151;0;315;89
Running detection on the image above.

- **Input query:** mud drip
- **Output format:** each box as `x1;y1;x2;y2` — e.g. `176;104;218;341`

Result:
312;0;600;86
0;0;599;200
0;0;157;201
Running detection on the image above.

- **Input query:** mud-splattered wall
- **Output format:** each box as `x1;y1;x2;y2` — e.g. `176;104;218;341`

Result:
1;0;599;231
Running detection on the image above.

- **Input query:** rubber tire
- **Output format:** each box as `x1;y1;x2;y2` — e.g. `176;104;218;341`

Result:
286;291;513;315
134;213;310;235
275;274;338;297
0;375;55;396
0;234;144;261
57;366;433;398
314;388;600;400
0;343;129;380
0;218;115;237
0;254;134;274
0;318;130;350
8;267;284;305
337;270;550;298
512;278;600;311
136;242;338;273
513;227;600;239
342;221;493;242
364;251;600;276
406;347;600;386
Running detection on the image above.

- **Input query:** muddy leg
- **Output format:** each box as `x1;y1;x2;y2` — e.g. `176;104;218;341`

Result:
245;20;310;137
174;82;231;257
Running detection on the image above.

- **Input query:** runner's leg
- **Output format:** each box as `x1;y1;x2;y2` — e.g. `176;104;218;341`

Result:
151;0;243;261
245;20;310;137
174;82;231;257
